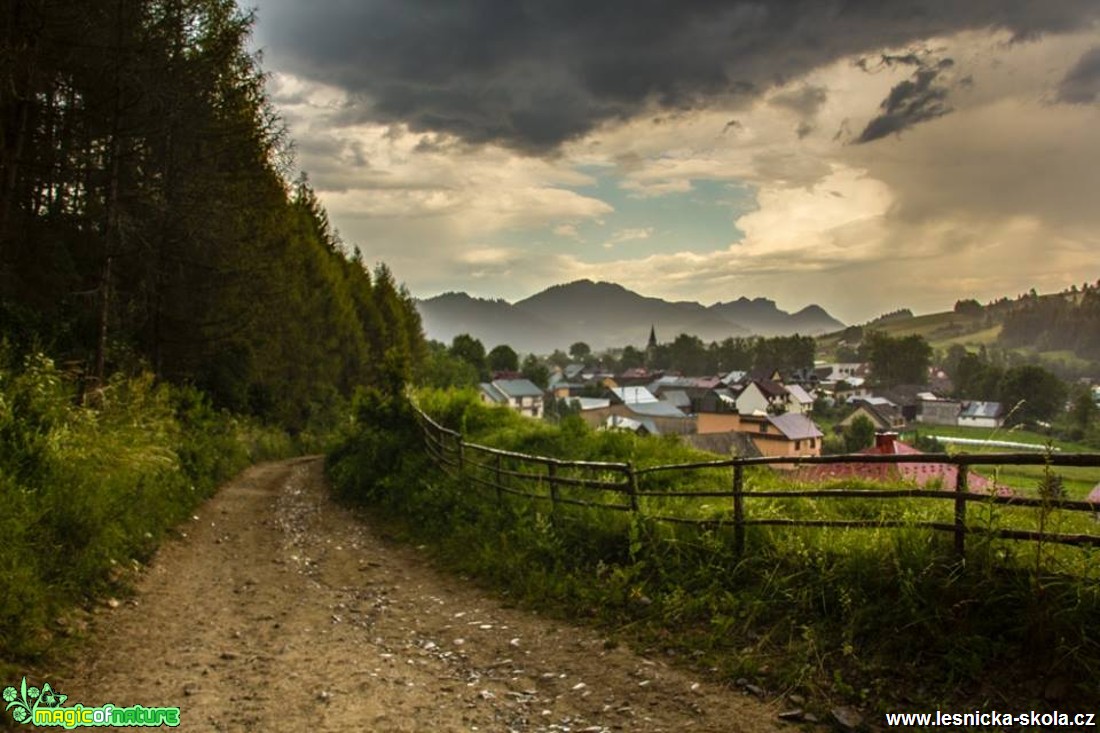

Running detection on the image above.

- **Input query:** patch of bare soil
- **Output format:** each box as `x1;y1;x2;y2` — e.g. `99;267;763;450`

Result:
59;458;795;732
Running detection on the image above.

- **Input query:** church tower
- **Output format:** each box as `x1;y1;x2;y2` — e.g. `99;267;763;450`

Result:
646;324;657;366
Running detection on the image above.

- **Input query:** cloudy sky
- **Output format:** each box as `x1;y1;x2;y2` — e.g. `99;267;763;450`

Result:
249;1;1100;324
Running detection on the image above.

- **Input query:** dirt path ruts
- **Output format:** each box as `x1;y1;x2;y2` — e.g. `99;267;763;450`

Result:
61;458;789;732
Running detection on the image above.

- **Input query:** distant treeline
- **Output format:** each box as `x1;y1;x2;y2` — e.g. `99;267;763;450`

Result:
0;0;423;427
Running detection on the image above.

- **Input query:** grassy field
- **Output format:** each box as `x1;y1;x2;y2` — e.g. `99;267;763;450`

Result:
817;309;995;357
903;424;1099;498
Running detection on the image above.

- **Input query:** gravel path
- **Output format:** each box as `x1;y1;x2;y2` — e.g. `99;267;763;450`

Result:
60;458;790;732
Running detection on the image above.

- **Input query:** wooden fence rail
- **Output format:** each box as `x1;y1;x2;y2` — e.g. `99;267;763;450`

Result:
412;407;1100;558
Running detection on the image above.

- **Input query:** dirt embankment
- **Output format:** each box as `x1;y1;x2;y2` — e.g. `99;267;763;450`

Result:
57;458;793;732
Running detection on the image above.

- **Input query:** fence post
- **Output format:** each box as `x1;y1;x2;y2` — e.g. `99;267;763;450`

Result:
733;463;745;556
548;462;559;520
495;453;504;504
457;435;465;473
627;464;639;513
954;458;968;560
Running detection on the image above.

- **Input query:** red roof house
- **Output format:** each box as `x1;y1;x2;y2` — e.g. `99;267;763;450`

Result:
796;433;1008;494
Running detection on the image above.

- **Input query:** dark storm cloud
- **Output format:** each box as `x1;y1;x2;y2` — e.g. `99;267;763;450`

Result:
1058;45;1100;103
255;0;1099;154
855;59;954;143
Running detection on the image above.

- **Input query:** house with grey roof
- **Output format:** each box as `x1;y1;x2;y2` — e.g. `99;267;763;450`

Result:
958;401;1004;429
660;389;693;414
577;395;697;436
608;386;659;405
784;384;815;415
739;413;824;458
839;399;907;432
479;379;545;418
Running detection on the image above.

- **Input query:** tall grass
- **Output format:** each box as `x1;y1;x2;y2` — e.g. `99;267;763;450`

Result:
0;350;296;667
327;388;1100;713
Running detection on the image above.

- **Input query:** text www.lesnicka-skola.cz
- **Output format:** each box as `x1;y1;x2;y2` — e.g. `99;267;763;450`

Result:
885;710;1097;728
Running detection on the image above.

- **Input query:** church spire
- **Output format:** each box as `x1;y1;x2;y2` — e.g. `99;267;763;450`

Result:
647;324;657;350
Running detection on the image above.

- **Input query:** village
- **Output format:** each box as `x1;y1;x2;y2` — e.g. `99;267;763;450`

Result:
474;330;1035;489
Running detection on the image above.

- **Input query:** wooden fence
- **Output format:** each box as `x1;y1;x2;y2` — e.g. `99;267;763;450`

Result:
415;407;1100;559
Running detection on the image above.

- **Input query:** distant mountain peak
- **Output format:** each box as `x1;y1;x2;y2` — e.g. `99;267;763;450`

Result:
416;280;844;353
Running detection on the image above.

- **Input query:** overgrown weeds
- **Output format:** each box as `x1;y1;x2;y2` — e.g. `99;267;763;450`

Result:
0;348;297;669
327;388;1100;714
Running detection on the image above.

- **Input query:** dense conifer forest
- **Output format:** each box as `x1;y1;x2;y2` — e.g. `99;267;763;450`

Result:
0;0;423;428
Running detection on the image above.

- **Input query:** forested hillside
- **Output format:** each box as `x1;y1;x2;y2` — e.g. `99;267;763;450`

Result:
999;285;1100;362
0;0;423;428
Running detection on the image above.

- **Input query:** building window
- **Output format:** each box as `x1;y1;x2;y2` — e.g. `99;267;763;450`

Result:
795;440;801;450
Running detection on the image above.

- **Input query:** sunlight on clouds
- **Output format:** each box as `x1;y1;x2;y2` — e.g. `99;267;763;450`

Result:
733;166;892;260
263;27;1100;320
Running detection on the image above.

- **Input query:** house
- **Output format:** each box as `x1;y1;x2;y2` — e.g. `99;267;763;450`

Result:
832;378;870;402
605;414;657;435
566;397;612;411
839;398;907;432
478;379;545;418
875;385;924;423
747;367;785;384
739;413;824;458
608;386;659;405
660;390;693;414
795;433;1004;493
577;399;696;436
958;401;1004;429
735;379;788;415
815;362;869;385
648;376;722;413
695;388;742;435
918;395;962;426
618;400;696;435
563;363;586;380
721;370;747;386
787;367;821;390
616;367;660;386
784;383;815;415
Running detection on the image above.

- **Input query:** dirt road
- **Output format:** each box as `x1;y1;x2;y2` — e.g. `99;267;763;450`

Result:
60;458;791;732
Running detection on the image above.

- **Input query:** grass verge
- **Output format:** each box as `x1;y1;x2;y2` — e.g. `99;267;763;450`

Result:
0;351;298;678
327;388;1100;719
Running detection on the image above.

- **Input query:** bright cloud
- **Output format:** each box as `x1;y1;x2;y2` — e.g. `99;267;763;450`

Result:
253;10;1100;323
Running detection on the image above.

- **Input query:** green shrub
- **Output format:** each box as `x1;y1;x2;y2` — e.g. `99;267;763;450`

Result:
0;349;293;663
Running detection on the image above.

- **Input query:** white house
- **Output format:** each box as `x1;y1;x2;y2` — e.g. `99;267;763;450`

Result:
958;401;1004;429
735;380;789;416
784;384;815;415
479;379;545;418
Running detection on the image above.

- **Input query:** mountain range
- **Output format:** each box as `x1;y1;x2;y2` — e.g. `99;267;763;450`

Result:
416;279;844;354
